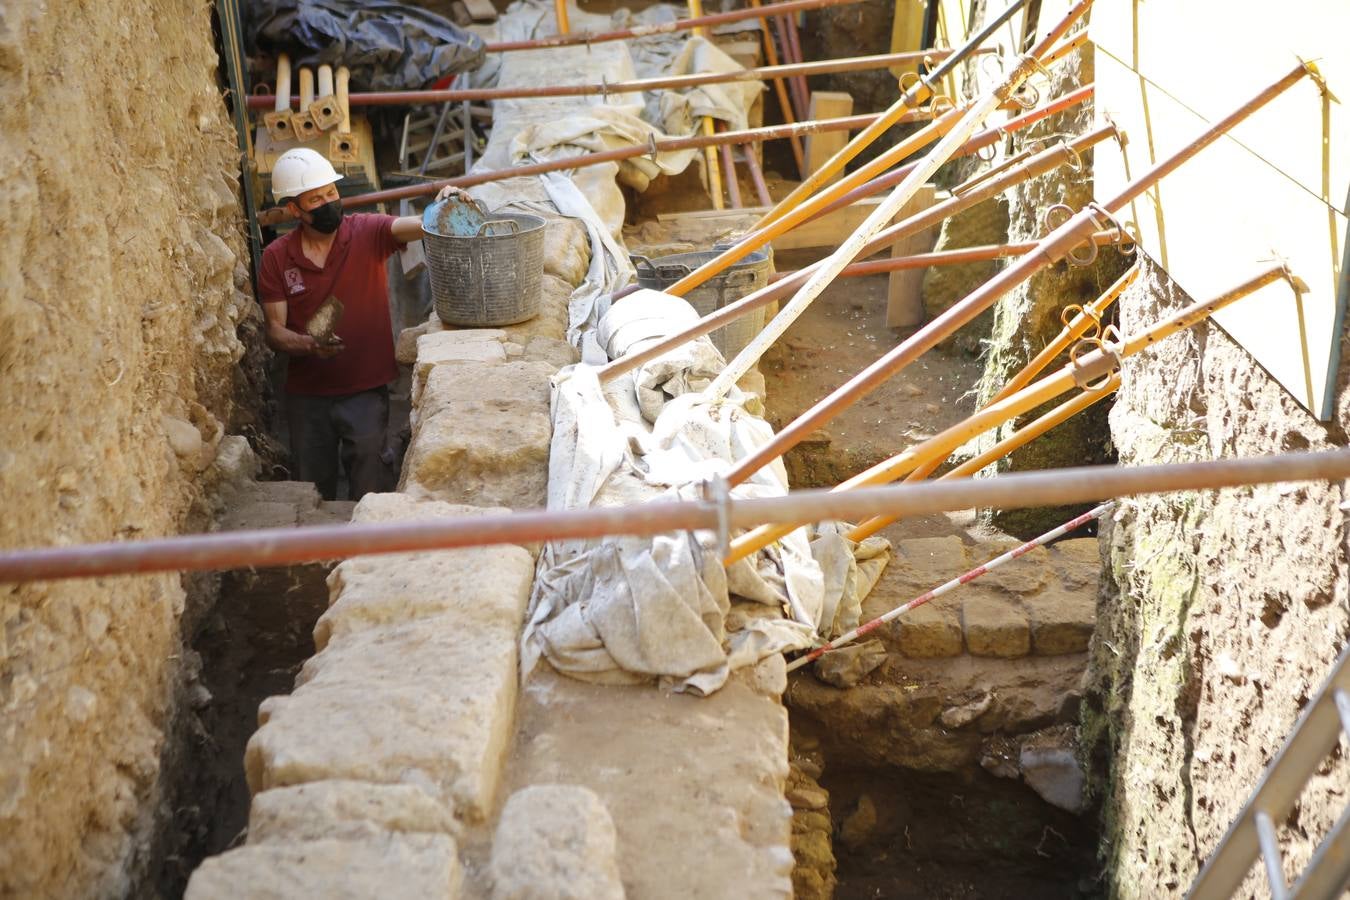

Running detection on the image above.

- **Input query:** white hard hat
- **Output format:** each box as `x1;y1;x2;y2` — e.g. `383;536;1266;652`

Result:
272;148;342;202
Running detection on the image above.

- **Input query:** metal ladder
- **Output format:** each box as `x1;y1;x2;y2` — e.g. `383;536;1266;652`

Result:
1187;643;1350;899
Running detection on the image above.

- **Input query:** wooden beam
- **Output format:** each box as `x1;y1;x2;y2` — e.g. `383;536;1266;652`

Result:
886;183;939;327
803;92;854;183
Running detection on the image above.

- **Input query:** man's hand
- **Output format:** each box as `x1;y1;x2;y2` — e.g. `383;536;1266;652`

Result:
435;185;470;203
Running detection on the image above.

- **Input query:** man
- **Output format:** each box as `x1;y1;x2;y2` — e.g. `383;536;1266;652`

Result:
258;147;456;500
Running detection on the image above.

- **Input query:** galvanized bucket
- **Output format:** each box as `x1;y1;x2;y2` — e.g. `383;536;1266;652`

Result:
631;245;773;360
423;212;546;327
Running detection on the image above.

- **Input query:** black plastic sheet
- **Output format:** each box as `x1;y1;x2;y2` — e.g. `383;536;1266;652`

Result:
247;0;486;91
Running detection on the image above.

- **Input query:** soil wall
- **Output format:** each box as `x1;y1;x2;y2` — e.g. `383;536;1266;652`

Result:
1082;259;1350;896
0;1;257;896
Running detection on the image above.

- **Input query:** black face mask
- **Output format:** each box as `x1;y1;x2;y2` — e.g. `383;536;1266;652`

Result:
304;199;344;234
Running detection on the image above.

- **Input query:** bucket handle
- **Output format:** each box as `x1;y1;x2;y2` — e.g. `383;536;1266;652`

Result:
629;253;693;279
476;219;520;237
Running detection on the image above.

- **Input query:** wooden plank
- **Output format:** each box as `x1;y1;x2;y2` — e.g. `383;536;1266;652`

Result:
658;196;902;252
886;183;939;328
1094;46;1347;419
803;92;854;184
888;0;927;79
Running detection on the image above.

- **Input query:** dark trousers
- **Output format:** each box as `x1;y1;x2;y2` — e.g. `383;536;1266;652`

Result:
286;387;394;501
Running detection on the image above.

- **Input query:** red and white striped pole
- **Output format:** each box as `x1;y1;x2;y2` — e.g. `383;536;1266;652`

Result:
787;501;1115;672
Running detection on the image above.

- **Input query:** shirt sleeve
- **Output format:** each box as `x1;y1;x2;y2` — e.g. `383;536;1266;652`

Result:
361;213;403;259
257;245;286;304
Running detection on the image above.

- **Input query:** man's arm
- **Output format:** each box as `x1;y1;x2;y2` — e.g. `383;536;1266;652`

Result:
388;185;474;244
263;301;339;358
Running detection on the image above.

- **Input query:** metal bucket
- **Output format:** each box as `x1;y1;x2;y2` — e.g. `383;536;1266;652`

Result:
631;245;773;360
424;212;546;327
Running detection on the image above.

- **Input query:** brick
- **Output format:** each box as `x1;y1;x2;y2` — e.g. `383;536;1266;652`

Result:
1024;586;1096;655
962;594;1031;658
249;781;457;843
184;834;461;900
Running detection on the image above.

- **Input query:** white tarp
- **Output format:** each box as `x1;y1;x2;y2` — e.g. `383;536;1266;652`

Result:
522;293;890;695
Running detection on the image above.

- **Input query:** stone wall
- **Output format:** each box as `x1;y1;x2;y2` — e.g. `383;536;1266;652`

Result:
0;1;257;896
1082;259;1350;897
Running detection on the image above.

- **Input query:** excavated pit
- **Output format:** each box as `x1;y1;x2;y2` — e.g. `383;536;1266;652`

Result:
760;254;1108;898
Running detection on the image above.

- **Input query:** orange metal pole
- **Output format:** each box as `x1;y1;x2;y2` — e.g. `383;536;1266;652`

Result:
990;264;1139;403
555;0;570;34
721;62;1314;490
848;376;1120;540
753;0;1033;231
725;264;1291;560
657;3;1091;302
598;122;1112;384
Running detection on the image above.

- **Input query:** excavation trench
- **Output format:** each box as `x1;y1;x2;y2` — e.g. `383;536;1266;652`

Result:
762;254;1107;898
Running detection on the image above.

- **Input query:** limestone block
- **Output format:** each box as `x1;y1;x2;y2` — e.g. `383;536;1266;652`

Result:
1024;586;1096;655
401;401;551;509
522;335;579;369
415;330;508;382
882;537;969;598
895;596;963;658
1020;742;1086;814
247;614;522;823
962;595;1031;658
541;217;591;287
1046;538;1102;591
317;543;533;649
812;640;887;687
299;500;357;527
235;480;323;511
184;834;461;900
497;272;571;344
490;785;624;900
419;360;555;420
218;501;298;532
976;541;1051;594
249;781;457;844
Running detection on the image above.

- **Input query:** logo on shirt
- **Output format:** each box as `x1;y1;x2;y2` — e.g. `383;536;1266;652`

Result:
283;267;305;295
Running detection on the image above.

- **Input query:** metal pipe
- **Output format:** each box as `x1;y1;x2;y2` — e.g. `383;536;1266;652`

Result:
722;61;1314;489
599;119;1110;384
258;111;894;225
766;231;1120;280
728;265;1291;557
2;444;1347;583
990;264;1138;402
750;0;806;174
776;14;809;120
316;64;333;99
718;126;743;208
606;83;1093;303
336;67;351;132
298;66;315;108
790;500;1116;671
483;0;867;53
274;53;291;112
555;0;569;34
704;2;1092;399
849;375;1120;538
245;51;972;111
742;142;773;206
754;0;1032;231
655;14;1089;303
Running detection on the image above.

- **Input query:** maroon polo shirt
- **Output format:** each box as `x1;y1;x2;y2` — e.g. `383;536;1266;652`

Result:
258;213;402;397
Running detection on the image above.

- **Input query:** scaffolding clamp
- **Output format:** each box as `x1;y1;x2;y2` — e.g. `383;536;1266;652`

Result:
703;475;732;558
